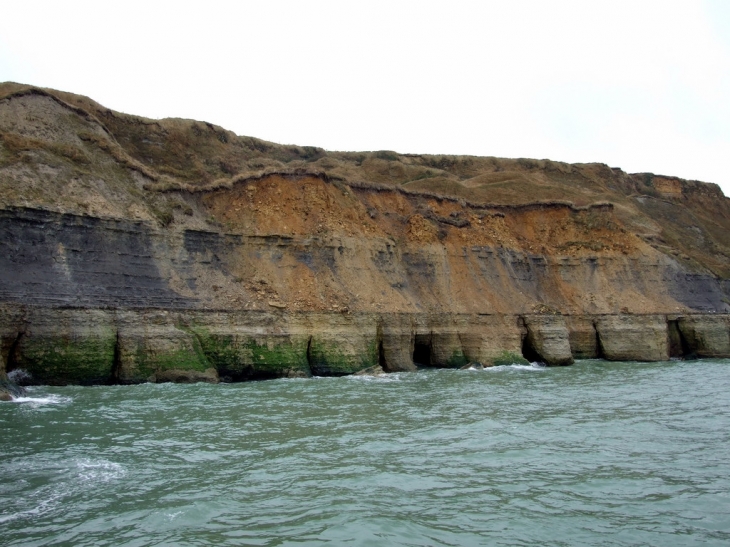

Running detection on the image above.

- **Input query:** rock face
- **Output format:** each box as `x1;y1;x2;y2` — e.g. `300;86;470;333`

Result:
522;315;574;366
595;315;671;362
2;303;727;385
1;83;730;385
676;316;730;358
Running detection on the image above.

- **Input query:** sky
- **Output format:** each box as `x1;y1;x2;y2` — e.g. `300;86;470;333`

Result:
1;0;729;196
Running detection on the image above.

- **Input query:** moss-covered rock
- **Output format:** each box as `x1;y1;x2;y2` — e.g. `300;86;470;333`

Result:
491;351;530;367
307;335;378;376
13;329;116;385
118;323;215;383
192;329;311;380
150;367;218;383
445;349;469;368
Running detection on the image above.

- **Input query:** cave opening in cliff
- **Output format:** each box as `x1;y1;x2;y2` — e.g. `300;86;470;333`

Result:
5;331;27;384
594;324;606;360
521;334;543;364
306;335;316;375
111;331;122;384
413;334;432;366
667;320;693;359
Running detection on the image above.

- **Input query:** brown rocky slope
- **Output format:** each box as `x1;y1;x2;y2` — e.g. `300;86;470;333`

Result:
0;83;728;390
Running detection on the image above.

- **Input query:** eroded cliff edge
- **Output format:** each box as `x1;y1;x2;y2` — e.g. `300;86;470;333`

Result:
1;83;729;386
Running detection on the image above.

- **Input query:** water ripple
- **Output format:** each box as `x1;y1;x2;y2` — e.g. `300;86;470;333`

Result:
1;360;730;545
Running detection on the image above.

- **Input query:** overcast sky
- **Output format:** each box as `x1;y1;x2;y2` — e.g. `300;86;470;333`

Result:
1;0;729;196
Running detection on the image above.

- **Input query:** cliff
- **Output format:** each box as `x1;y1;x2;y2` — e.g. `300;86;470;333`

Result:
1;83;729;388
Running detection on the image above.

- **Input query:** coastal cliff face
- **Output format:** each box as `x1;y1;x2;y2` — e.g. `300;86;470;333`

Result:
1;83;729;387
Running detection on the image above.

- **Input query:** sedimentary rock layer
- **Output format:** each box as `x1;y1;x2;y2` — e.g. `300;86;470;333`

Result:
1;205;727;315
1;304;728;385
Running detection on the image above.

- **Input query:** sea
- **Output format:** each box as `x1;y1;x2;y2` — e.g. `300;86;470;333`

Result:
2;359;730;546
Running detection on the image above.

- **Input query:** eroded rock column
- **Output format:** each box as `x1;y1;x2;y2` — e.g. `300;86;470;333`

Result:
677;315;730;358
595;315;669;361
522;315;574;366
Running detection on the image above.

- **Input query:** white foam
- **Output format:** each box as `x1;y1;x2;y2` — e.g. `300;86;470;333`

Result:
347;373;402;382
0;492;63;524
166;510;184;521
8;394;72;406
485;362;547;372
0;457;125;524
75;458;125;483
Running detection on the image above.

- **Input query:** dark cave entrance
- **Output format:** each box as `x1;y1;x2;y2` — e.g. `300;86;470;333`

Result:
412;334;432;366
594;324;605;360
667;320;694;359
4;331;30;385
521;334;543;364
378;339;387;370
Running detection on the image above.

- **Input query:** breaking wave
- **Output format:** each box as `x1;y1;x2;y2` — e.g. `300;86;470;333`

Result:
8;393;72;406
484;362;547;372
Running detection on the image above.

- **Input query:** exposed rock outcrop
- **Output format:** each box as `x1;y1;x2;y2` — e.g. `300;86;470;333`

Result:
522;315;574;366
595;315;671;362
676;316;730;358
1;303;728;386
1;82;729;385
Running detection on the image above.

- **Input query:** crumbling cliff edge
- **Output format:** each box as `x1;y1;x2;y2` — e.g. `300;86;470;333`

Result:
1;83;729;391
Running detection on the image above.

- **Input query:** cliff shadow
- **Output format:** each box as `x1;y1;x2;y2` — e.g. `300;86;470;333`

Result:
668;319;696;360
413;334;432;366
3;331;26;383
593;321;606;360
520;332;543;364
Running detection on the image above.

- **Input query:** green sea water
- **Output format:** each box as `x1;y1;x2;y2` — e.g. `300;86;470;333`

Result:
2;360;730;546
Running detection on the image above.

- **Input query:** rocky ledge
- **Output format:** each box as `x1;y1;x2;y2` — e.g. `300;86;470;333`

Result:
2;305;729;387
